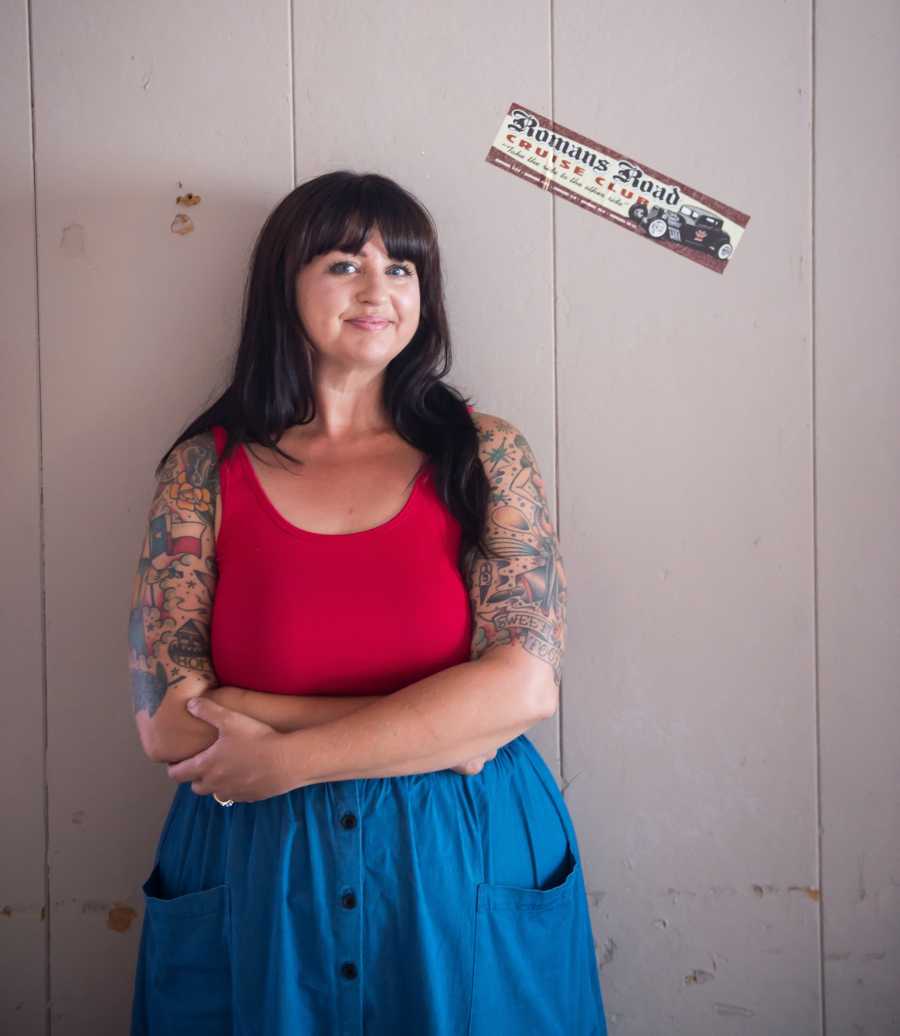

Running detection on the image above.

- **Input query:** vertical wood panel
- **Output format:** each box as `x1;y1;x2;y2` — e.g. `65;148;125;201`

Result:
816;2;900;1031
554;1;816;1031
27;1;293;1030
0;1;48;1032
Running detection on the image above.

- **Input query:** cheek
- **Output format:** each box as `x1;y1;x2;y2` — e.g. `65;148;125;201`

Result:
401;290;421;326
298;280;344;324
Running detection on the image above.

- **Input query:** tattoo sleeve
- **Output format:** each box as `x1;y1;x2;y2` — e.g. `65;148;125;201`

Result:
127;432;220;719
462;415;568;691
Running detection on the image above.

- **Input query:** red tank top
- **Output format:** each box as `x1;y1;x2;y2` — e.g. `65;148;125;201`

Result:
209;416;474;696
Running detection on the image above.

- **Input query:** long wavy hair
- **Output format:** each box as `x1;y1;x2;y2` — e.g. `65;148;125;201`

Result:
157;170;491;569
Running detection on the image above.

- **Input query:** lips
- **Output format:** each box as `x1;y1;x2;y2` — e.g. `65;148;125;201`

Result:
348;318;391;330
347;317;389;329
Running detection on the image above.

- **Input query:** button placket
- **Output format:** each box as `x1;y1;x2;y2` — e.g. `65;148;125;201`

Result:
333;781;363;1032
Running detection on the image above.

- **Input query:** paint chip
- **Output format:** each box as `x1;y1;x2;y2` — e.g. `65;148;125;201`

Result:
107;904;138;933
685;969;715;985
170;214;194;235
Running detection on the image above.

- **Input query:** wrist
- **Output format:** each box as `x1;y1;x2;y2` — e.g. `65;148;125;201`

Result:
279;727;315;791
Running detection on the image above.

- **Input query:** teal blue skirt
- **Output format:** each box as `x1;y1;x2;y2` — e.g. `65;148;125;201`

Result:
130;733;608;1035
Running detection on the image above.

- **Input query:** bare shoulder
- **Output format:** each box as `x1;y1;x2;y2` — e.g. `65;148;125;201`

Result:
469;409;516;441
157;430;220;500
156;429;223;543
468;411;542;477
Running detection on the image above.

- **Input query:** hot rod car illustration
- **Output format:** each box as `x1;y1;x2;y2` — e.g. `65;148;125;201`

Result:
628;202;734;260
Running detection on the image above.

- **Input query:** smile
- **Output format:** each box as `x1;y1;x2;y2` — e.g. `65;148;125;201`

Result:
347;318;391;331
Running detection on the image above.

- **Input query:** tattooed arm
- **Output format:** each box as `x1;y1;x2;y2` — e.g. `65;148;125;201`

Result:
462;412;567;716
128;431;226;762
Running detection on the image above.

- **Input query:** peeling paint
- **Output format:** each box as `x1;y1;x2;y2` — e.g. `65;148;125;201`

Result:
751;883;818;900
175;192;202;206
82;900;112;915
170;214;194;235
107;904;138;933
1;903;46;920
714;1002;754;1018
685;969;715;985
60;223;86;258
787;884;820;901
595;936;616;967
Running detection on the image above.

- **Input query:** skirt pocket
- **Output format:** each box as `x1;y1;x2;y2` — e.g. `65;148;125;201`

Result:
140;860;233;1035
467;801;601;1036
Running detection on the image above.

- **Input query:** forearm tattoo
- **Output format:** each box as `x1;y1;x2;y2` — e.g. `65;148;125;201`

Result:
464;417;568;689
127;434;219;717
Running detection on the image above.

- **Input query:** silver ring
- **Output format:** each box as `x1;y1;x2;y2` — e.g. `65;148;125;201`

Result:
213;793;235;807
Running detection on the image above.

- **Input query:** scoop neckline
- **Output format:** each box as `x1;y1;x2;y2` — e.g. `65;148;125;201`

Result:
236;441;431;540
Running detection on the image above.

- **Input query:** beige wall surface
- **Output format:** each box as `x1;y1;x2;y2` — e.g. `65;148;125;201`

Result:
1;1;897;1033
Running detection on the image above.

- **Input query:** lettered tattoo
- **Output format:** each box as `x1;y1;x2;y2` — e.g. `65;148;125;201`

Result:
128;433;219;717
463;416;568;690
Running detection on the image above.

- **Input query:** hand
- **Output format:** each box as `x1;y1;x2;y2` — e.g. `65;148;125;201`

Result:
166;696;292;803
451;748;497;776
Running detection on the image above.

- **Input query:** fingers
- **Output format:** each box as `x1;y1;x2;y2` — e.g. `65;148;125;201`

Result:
450;749;498;776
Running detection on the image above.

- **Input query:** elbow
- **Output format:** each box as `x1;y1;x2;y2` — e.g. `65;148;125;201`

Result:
139;726;166;764
135;712;159;762
477;644;559;721
534;681;559;720
135;710;174;764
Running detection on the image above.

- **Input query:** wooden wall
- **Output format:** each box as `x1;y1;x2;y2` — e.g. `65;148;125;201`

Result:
2;0;897;1031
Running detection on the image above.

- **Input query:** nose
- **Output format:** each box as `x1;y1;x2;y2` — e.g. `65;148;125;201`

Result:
356;265;390;304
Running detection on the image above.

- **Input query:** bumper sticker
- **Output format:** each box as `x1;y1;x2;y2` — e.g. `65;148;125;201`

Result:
485;102;750;274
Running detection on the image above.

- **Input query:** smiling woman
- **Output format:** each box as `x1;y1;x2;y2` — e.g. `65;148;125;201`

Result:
128;170;608;1036
294;230;420;374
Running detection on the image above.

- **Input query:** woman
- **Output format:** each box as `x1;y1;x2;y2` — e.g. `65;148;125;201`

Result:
128;170;608;1035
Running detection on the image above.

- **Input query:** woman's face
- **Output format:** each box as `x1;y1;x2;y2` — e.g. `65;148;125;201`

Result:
295;225;421;373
